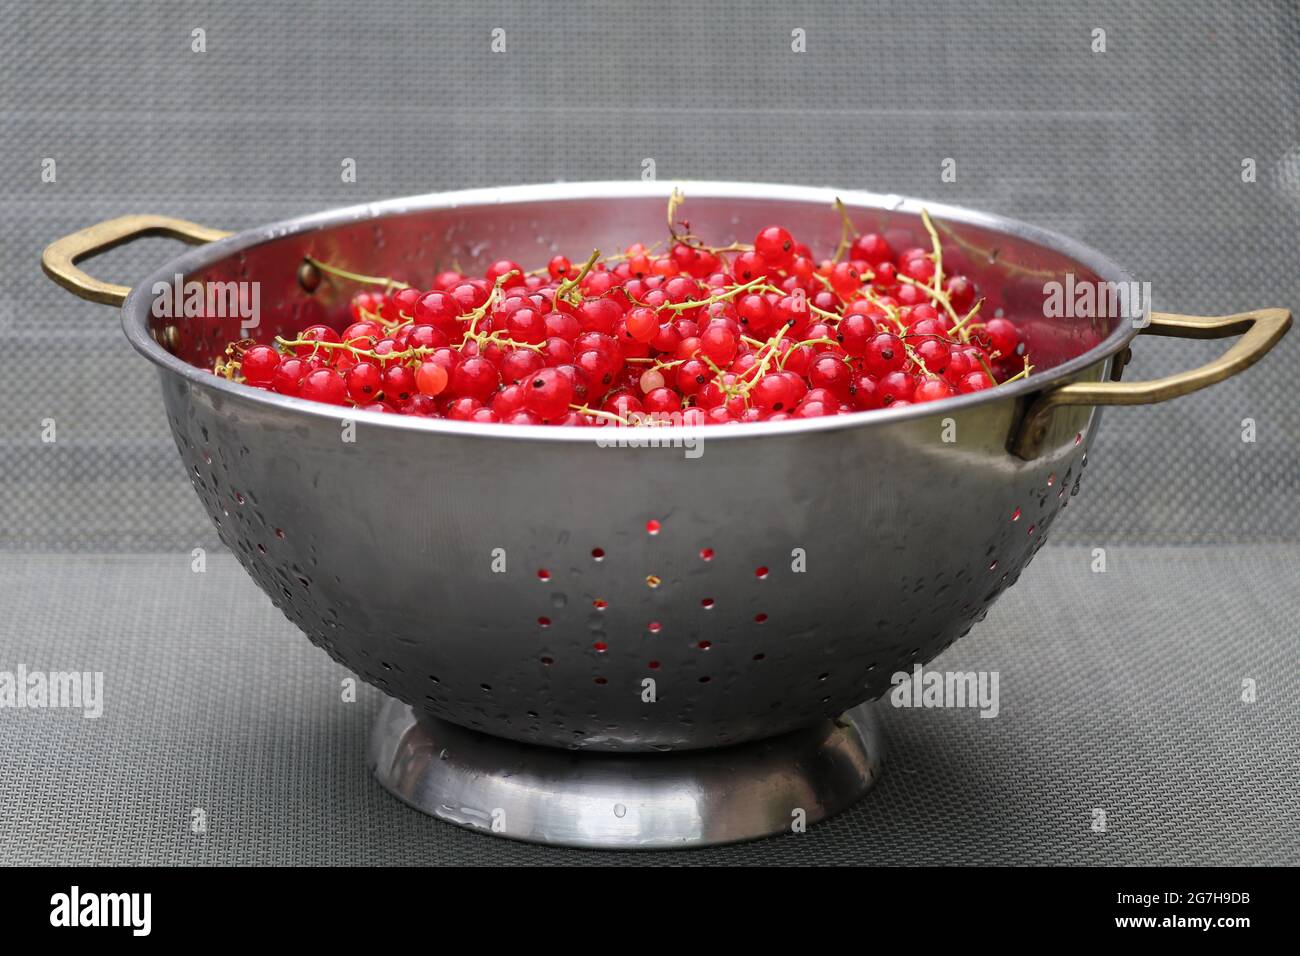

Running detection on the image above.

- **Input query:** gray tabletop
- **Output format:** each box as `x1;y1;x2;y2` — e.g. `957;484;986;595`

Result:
1;0;1296;864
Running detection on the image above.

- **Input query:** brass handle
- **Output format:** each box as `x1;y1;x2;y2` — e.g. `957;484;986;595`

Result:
1012;308;1291;458
42;215;233;307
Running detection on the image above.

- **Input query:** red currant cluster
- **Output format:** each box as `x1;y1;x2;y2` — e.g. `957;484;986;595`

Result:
218;196;1030;425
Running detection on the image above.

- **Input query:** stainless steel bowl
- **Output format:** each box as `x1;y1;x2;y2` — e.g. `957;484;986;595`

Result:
45;182;1289;846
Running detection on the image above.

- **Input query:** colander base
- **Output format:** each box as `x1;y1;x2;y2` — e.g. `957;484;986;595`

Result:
368;696;884;849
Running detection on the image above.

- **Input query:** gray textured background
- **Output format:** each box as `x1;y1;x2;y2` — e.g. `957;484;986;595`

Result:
0;0;1296;864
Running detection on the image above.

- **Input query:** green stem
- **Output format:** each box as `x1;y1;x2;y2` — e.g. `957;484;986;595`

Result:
304;257;409;290
554;249;601;307
946;298;984;340
570;403;630;425
831;197;858;263
659;275;767;312
919;208;944;295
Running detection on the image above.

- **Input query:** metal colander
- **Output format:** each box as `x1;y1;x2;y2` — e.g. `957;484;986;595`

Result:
44;182;1289;847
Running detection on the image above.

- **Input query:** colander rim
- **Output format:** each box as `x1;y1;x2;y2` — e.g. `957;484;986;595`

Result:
120;180;1140;444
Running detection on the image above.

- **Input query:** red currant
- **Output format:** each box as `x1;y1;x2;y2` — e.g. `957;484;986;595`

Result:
547;255;572;280
524;368;573;421
754;225;795;268
414;361;448;397
345;362;382;402
241;345;280;386
451;356;500;401
982;318;1020;358
913;377;954;403
643;388;682;415
878;370;916;406
299;368;347;405
864;333;906;376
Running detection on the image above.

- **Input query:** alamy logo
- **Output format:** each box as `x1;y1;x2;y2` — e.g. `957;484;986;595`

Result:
1043;273;1151;327
50;886;151;936
151;273;261;332
592;412;703;459
889;664;1000;718
0;665;103;718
